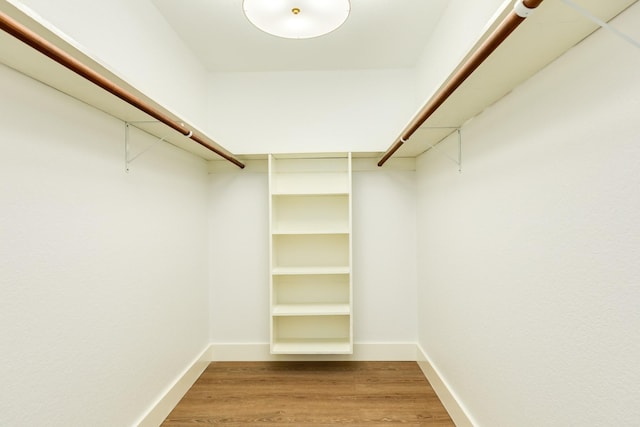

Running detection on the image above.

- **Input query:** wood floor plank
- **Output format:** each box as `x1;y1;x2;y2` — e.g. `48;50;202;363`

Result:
161;361;454;426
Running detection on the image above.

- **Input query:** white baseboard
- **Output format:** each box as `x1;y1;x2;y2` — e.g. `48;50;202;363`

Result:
209;342;418;361
136;345;212;427
416;344;475;427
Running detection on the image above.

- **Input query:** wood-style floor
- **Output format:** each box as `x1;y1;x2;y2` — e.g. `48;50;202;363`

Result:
161;361;455;426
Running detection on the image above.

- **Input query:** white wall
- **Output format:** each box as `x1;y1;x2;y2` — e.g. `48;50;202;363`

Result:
352;169;417;343
14;0;210;129
207;163;418;346
416;4;640;426
0;64;210;426
208;166;270;344
207;69;419;154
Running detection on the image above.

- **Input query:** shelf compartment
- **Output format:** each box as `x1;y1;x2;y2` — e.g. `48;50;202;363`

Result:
272;315;351;354
271;157;349;173
272;304;350;316
273;274;350;306
272;234;349;269
271;172;349;195
271;194;349;234
271;339;352;354
272;266;350;275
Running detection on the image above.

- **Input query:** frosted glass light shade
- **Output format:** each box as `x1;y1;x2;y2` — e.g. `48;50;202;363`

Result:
243;0;351;39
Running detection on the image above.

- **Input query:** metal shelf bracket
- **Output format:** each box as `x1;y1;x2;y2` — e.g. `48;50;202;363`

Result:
561;0;640;50
124;121;168;173
422;127;463;173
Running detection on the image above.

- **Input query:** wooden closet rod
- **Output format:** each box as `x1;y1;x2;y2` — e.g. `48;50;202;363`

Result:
0;10;245;169
378;0;544;167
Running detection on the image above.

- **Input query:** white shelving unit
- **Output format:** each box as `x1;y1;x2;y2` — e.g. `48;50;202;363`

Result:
269;153;352;354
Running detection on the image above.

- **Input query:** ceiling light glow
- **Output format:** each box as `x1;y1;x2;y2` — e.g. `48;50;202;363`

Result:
243;0;351;39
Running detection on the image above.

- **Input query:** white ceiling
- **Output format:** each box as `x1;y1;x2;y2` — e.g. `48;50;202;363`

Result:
151;0;450;72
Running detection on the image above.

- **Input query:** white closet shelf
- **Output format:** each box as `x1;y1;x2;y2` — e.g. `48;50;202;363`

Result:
271;228;349;235
272;304;351;316
390;0;637;158
0;0;240;163
272;266;351;276
271;339;352;355
271;190;350;196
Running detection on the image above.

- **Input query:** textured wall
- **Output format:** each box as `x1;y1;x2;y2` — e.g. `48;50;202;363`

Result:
208;167;270;343
0;63;209;426
416;4;640;426
207;69;419;154
352;170;417;343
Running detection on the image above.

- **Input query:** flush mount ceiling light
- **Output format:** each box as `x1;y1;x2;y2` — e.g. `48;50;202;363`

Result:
243;0;351;39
